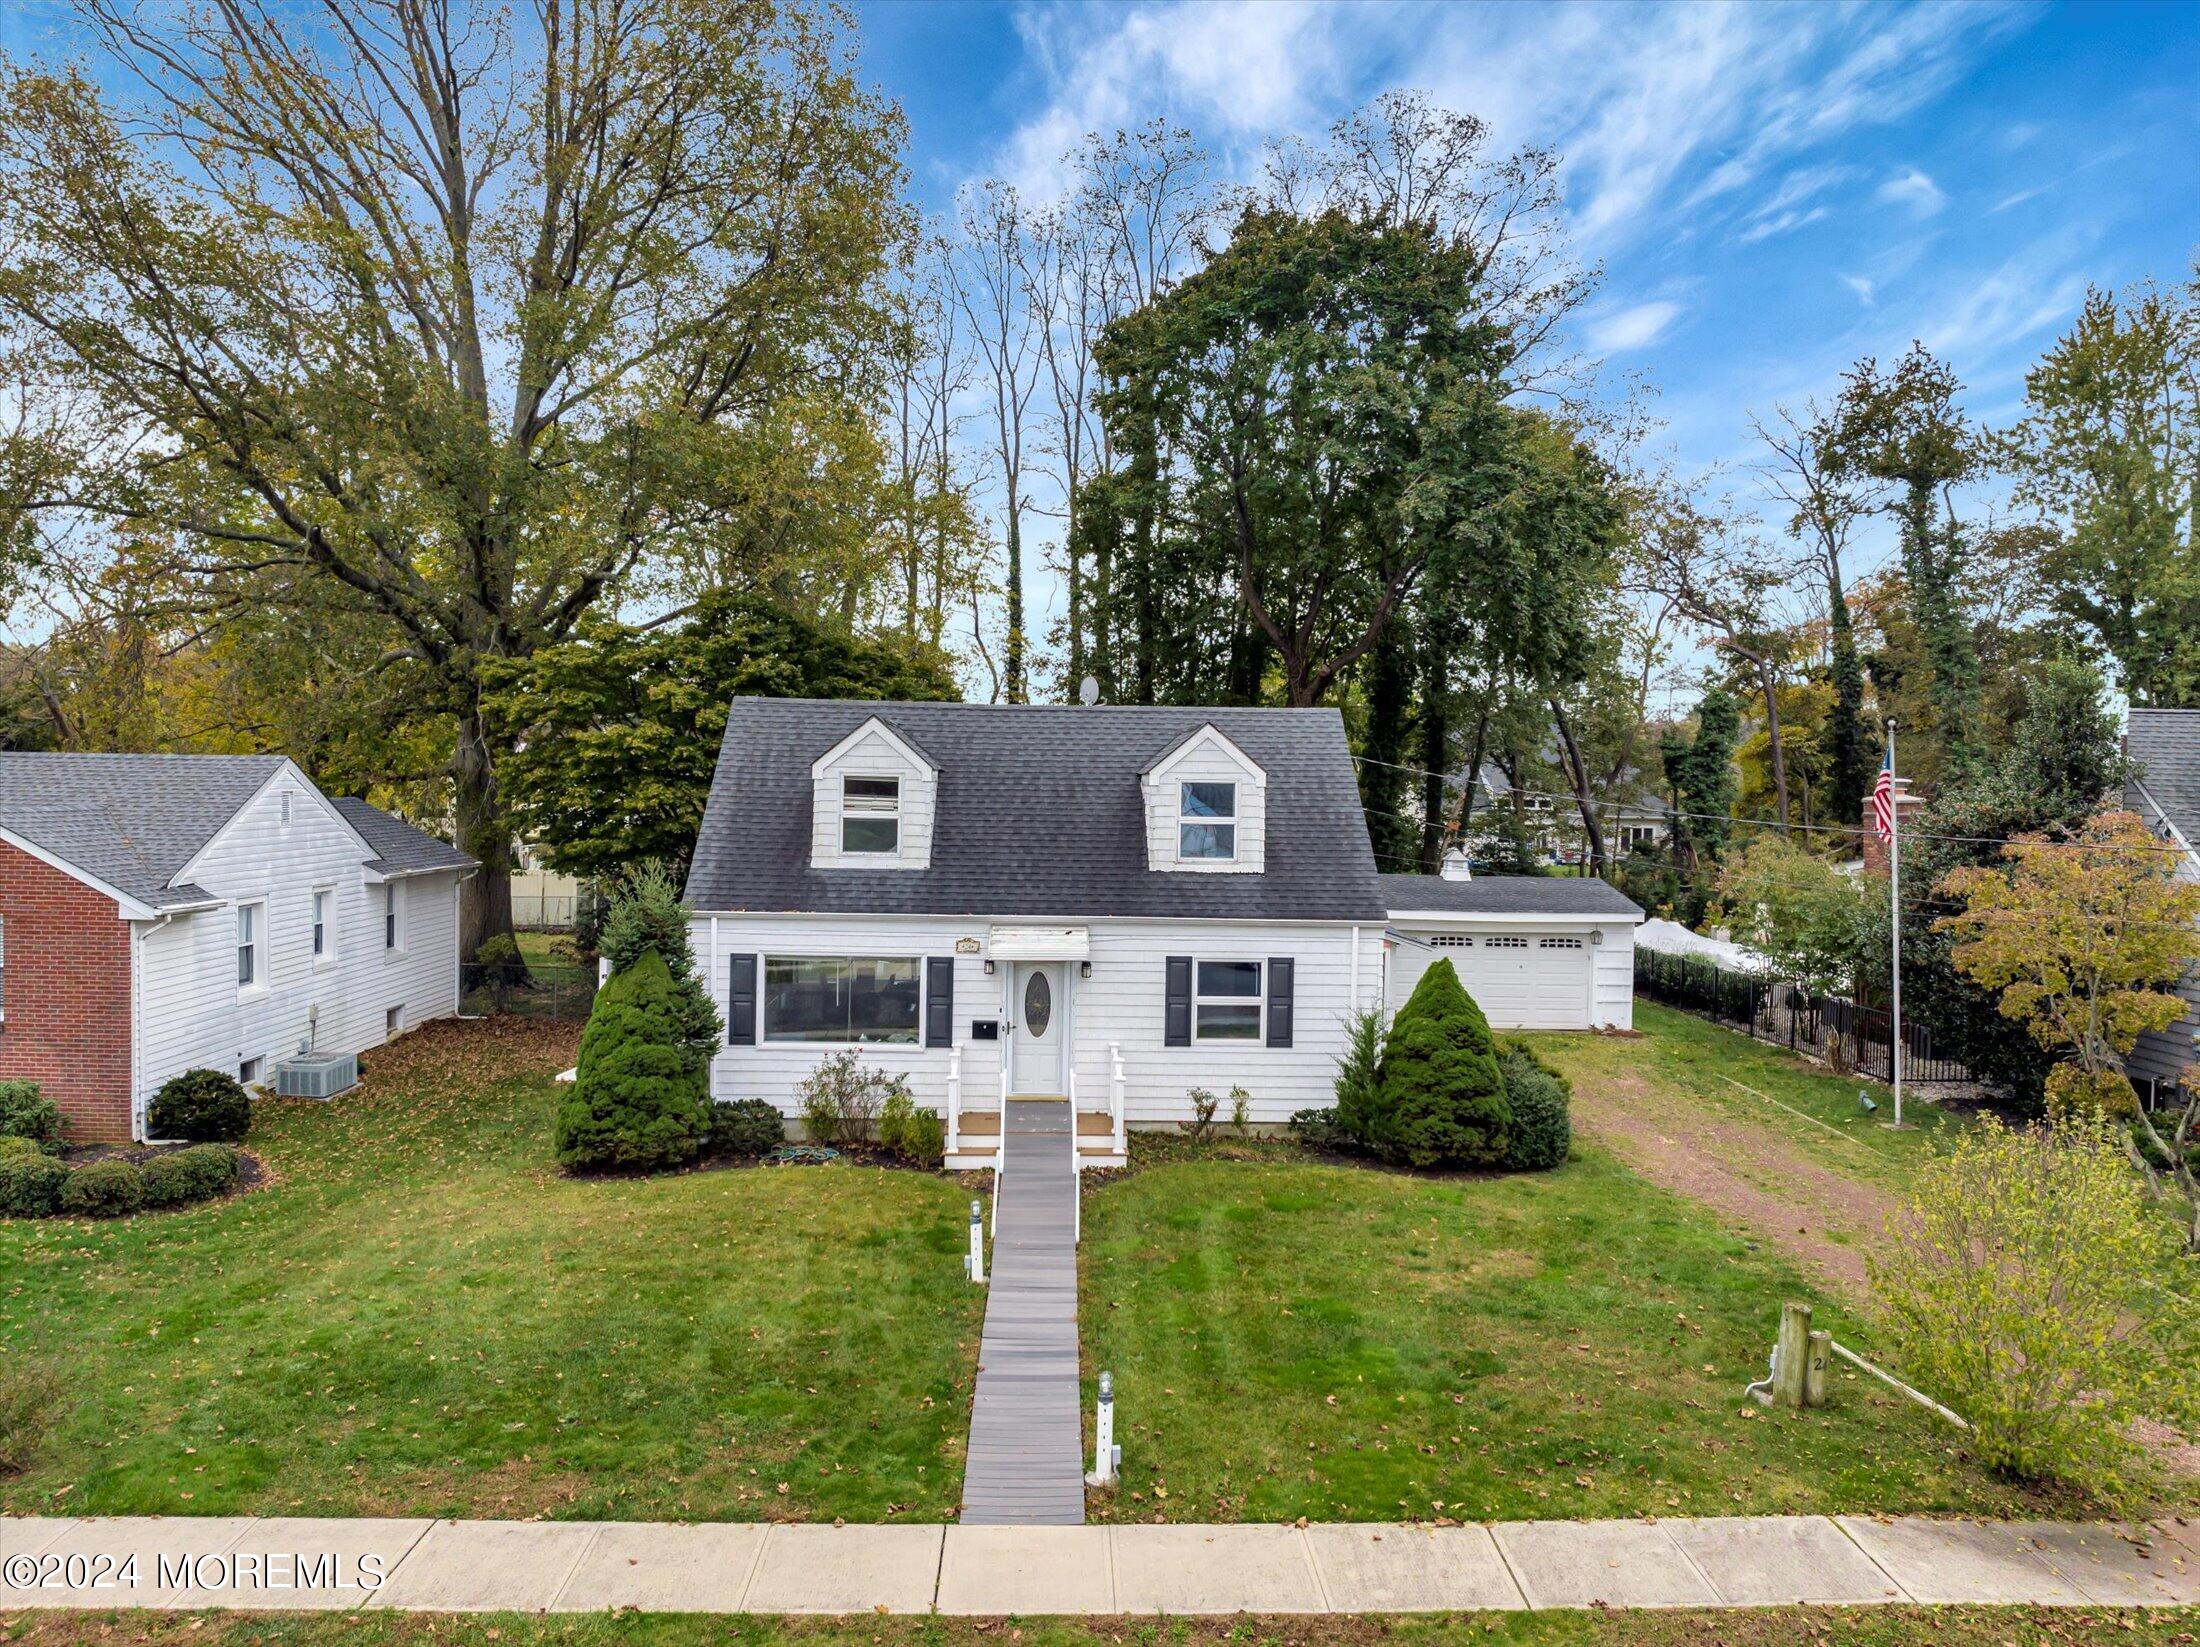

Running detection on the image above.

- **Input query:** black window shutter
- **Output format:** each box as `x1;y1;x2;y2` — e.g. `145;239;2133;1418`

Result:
1266;957;1295;1047
1164;955;1193;1047
727;954;758;1046
926;956;954;1048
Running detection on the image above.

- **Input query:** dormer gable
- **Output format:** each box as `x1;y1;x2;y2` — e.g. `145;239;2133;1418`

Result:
809;715;937;871
1141;723;1266;874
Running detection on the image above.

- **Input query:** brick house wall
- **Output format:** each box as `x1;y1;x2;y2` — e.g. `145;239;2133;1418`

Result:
0;839;133;1141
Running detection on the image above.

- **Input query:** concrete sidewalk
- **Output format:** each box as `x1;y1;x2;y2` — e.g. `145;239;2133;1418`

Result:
3;1513;2195;1614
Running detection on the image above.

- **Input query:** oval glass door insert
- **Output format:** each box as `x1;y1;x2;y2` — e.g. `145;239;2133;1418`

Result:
1022;970;1053;1037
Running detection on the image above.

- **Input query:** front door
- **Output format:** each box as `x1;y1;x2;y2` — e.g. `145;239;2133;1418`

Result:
1010;962;1066;1093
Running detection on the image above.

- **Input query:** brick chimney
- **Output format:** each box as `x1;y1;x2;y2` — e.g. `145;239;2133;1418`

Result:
1860;777;1927;876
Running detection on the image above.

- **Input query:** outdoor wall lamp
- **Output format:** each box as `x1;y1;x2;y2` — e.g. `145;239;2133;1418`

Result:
1079;960;1092;978
983;959;996;975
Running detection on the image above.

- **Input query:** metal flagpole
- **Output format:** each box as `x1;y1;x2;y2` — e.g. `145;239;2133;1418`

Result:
1886;719;1904;1129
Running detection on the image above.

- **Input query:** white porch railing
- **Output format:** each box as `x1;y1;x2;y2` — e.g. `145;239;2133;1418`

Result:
1108;1041;1127;1155
946;1046;963;1155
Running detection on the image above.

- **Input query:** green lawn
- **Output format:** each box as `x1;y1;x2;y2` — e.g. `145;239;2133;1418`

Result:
8;1606;2196;1647
1077;1135;2053;1524
0;1020;982;1523
1525;1001;1967;1193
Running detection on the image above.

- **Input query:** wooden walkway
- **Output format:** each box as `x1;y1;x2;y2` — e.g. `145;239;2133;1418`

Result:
959;1098;1085;1526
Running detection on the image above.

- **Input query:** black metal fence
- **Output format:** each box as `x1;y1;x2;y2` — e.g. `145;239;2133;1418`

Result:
1634;947;1974;1085
460;961;598;1022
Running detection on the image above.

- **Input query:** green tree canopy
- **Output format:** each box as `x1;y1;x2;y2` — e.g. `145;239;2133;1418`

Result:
0;0;910;954
2008;279;2200;707
485;590;956;878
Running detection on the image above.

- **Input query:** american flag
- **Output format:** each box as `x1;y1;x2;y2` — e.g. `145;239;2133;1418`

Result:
1870;749;1897;842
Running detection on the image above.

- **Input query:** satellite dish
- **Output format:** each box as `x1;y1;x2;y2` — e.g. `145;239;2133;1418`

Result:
1078;674;1101;706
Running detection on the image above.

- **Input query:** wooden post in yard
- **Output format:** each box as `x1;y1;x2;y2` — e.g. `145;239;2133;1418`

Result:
1804;1329;1830;1408
1772;1301;1813;1408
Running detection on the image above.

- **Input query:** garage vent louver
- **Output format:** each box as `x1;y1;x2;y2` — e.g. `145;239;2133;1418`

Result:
273;1053;359;1100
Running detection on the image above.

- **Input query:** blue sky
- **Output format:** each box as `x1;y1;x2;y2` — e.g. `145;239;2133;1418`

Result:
861;0;2200;487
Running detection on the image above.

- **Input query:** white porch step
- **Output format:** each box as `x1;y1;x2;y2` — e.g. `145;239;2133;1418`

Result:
949;1108;1123;1171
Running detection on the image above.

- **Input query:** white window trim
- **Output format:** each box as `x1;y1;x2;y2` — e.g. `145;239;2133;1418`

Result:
837;774;903;857
382;883;404;955
1177;780;1239;863
236;899;268;999
1191;957;1264;1043
240;1055;263;1086
312;886;336;967
762;953;924;1048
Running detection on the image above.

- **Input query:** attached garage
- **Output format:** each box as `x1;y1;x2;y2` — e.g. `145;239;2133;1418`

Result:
1379;871;1642;1031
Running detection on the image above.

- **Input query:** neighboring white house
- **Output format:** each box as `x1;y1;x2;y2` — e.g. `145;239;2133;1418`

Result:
684;698;1641;1168
1381;861;1642;1031
2125;708;2200;1104
0;753;474;1141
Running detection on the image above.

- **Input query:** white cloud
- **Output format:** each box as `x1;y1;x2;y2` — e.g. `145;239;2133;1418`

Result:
985;0;2024;248
1876;166;1946;217
1919;248;2087;358
1587;300;1681;352
1839;274;1875;306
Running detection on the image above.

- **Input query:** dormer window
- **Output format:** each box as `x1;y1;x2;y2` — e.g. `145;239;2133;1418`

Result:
1179;782;1237;860
840;776;901;854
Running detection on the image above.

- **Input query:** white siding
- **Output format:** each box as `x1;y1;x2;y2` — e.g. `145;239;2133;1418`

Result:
1143;730;1266;874
697;913;1382;1127
2128;854;2200;1093
809;724;937;870
128;763;465;1132
1386;918;1635;1031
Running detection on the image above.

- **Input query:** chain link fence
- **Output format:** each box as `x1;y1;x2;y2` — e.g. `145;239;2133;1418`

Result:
1634;947;1973;1085
460;961;598;1021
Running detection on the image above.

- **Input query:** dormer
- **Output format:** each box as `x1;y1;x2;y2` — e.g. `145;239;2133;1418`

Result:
1141;724;1265;874
810;716;938;871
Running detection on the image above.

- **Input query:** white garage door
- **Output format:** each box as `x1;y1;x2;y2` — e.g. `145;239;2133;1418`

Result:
1418;931;1593;1029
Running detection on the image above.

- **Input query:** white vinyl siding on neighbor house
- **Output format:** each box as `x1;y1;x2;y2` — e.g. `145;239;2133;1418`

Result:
809;720;937;870
696;912;1384;1127
2126;847;2200;1094
129;766;465;1132
1385;917;1636;1031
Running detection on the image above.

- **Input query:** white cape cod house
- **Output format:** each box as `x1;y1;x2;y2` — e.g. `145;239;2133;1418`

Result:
685;698;1642;1169
686;699;1392;1167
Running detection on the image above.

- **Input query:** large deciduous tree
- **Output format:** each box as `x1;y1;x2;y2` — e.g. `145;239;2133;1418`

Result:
1822;345;1983;768
482;591;956;879
0;0;909;954
2008;278;2200;707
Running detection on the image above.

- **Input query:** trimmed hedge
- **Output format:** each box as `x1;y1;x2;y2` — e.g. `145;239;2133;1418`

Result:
58;1159;146;1218
149;1068;252;1143
0;1080;60;1150
1498;1049;1572;1172
141;1144;240;1208
708;1098;786;1157
877;1092;945;1167
0;1154;67;1218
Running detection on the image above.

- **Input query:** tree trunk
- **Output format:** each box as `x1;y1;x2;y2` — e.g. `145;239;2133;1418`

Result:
1755;656;1791;829
1003;500;1027;702
452;708;516;961
1416;636;1452;874
1359;618;1415;871
1549;694;1607;876
1451;704;1490;848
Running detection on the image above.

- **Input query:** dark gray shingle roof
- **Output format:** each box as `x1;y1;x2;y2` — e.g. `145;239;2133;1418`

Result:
685;698;1387;921
2127;709;2200;855
0;752;286;908
1380;872;1644;920
331;797;476;876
